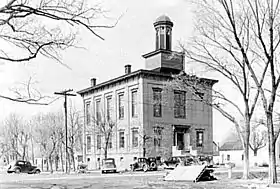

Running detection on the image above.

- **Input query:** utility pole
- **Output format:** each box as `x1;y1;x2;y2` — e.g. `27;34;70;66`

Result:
54;89;76;173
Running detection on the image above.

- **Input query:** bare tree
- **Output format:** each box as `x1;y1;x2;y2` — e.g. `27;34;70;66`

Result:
249;122;267;156
33;112;63;172
67;101;83;171
182;0;280;182
2;113;31;161
90;109;116;159
0;0;116;63
0;0;118;105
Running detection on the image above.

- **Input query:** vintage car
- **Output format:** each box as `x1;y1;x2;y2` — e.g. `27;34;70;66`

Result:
7;160;41;174
130;157;158;172
101;158;117;174
163;156;194;169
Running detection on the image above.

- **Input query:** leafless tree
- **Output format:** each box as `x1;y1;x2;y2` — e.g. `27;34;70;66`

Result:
33;112;63;172
0;0;117;105
67;101;83;171
90;109;116;159
182;0;280;182
249;120;267;156
2;113;31;161
0;0;116;63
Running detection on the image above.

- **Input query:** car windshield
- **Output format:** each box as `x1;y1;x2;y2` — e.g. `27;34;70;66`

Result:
103;159;114;164
8;161;16;166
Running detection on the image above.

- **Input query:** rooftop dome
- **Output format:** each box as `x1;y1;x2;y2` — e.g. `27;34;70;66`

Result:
154;15;173;27
155;15;172;22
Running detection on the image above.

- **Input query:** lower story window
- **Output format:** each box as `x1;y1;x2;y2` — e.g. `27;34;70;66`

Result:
196;130;204;147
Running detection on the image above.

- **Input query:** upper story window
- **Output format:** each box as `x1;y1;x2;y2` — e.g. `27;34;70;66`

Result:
131;90;138;117
196;130;204;147
86;135;91;153
118;93;124;119
174;91;186;118
85;102;91;125
106;96;112;121
96;100;101;123
153;88;162;117
96;134;101;150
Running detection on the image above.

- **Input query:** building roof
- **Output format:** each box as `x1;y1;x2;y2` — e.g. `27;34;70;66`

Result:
220;140;243;151
154;15;173;27
77;69;218;96
155;15;172;23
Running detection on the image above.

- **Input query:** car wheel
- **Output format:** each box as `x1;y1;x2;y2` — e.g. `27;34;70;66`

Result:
35;170;41;174
130;165;134;172
15;168;20;174
142;164;148;172
150;162;156;170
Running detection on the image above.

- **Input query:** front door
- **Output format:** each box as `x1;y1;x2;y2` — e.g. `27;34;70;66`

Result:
177;133;184;150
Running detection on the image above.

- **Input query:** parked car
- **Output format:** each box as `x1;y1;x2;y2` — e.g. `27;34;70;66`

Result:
163;156;194;169
7;160;41;174
130;157;158;172
101;158;117;174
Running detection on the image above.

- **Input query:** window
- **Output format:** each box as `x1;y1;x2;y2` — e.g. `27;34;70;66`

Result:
86;135;91;153
227;154;230;161
118;94;124;119
131;90;138;117
166;28;171;50
108;135;112;149
85;102;91;125
196;131;204;147
119;131;125;148
97;135;101;150
132;130;139;148
153;88;162;117
96;100;101;123
174;91;186;118
106;96;112;121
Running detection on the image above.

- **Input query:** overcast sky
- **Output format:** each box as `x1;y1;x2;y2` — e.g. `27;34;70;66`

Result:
0;0;235;143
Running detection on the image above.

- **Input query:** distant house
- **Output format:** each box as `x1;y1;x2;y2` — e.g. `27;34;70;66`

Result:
219;140;243;166
218;139;269;167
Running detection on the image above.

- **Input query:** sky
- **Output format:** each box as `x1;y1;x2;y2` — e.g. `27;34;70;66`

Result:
0;0;235;144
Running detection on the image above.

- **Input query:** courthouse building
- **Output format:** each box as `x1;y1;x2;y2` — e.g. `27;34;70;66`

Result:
78;15;217;169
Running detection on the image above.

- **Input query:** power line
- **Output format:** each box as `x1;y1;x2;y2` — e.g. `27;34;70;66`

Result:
54;89;76;174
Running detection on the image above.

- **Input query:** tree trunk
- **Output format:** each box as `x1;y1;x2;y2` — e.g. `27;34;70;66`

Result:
243;143;249;179
49;156;53;173
70;149;76;171
60;145;64;172
104;148;107;159
267;112;277;184
41;157;43;171
55;154;59;171
143;147;146;158
31;138;35;164
243;117;250;179
22;146;26;161
46;157;49;171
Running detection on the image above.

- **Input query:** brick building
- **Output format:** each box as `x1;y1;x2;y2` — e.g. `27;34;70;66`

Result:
77;15;217;169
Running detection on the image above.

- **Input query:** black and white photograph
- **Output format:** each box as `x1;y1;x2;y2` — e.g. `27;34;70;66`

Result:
1;0;280;188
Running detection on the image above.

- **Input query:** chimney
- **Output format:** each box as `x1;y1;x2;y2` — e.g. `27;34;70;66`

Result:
125;64;131;74
90;78;96;86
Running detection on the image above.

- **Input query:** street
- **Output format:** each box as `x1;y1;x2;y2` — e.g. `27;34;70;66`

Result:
0;167;266;189
0;171;166;189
